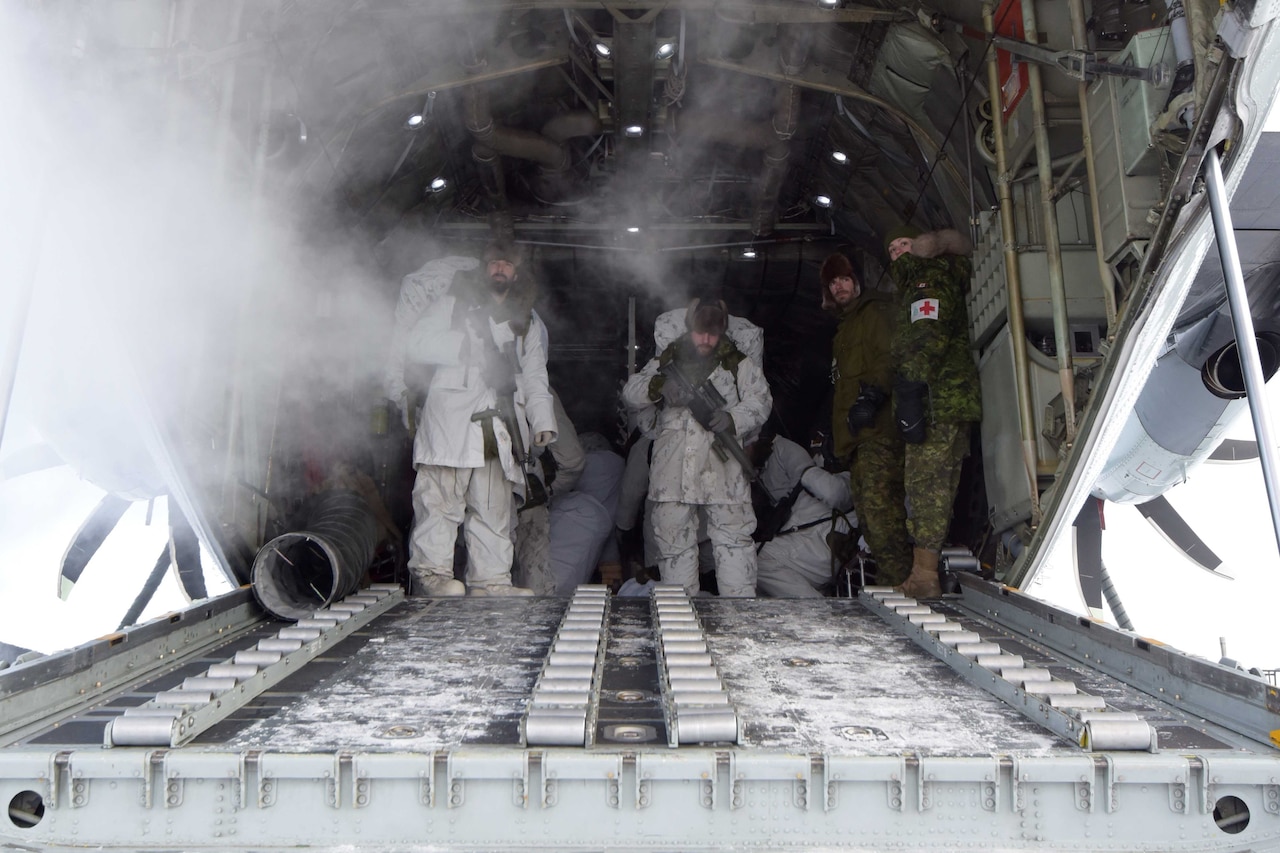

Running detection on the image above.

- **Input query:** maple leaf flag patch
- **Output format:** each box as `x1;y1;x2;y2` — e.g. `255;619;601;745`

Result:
910;298;940;322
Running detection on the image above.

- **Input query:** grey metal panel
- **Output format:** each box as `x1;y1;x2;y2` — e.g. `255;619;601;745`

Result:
2;746;1279;850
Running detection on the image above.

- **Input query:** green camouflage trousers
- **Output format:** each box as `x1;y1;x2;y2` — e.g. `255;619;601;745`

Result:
904;421;971;551
848;435;912;585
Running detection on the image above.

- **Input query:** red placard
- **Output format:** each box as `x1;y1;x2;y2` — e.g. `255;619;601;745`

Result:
995;0;1029;121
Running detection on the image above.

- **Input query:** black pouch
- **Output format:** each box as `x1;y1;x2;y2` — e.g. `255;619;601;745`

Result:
893;378;928;444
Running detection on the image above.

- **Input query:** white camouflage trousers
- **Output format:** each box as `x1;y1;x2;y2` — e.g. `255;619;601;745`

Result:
756;526;831;598
408;460;515;589
650;501;756;597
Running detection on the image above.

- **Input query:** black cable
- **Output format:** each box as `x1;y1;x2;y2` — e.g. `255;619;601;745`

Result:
899;4;1019;227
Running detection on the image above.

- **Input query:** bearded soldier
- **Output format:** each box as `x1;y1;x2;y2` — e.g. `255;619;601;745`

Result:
385;243;556;596
621;297;773;597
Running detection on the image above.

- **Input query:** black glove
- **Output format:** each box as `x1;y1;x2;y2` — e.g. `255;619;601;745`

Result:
707;410;734;434
845;382;887;436
661;379;694;408
893;377;928;444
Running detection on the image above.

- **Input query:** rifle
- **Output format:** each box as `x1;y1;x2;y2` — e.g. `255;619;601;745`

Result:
475;340;535;473
659;360;758;482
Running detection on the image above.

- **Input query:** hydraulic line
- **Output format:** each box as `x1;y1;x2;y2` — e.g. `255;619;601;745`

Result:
1020;0;1077;444
983;2;1041;523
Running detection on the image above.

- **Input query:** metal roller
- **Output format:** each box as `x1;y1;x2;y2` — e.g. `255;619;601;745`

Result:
541;664;594;680
1024;680;1078;696
665;666;720;680
1005;666;1051;682
893;605;934;616
938;631;984;646
277;627;323;642
235;649;283;666
531;691;590;707
1048;693;1107;710
657;615;699;626
656;629;705;642
180;676;238;693
923;622;965;634
669;676;724;692
954;642;1004;657
553;640;599;654
257;638;304;653
546;652;597;667
862;586;899;595
660;660;721;676
1082;718;1155;751
976;653;1024;669
313;609;352;622
675;708;739;744
672;691;731;705
661;640;707;654
908;613;947;625
206;663;259;681
525;709;588;746
558;625;601;637
295;618;341;629
943;554;981;572
152;690;215;707
662;652;713;667
1077;711;1139;723
328;603;366;614
535;678;593;693
105;716;178;747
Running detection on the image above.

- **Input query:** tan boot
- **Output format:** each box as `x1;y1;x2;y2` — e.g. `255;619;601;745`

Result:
898;547;942;599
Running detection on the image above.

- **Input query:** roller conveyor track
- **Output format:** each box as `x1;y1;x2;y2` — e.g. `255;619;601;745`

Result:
3;582;1278;852
861;587;1157;751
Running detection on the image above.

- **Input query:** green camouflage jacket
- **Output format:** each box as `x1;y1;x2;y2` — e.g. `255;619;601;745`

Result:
889;252;981;425
831;289;900;459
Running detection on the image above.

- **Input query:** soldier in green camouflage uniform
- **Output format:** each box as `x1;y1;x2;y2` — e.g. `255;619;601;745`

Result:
821;253;912;586
886;226;981;597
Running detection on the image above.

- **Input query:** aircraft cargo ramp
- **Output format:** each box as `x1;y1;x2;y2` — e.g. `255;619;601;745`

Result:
1;579;1277;851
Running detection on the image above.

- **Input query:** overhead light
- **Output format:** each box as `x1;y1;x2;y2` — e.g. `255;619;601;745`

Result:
830;150;849;164
405;113;425;130
594;41;611;58
428;176;448;193
813;194;833;208
626;226;641;233
741;247;758;259
624;125;644;138
656;42;676;59
816;0;841;8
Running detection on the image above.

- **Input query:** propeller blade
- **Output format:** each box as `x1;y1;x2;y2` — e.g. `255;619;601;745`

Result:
58;494;132;600
118;546;172;631
169;505;206;601
1208;439;1260;461
1072;497;1105;612
1135;494;1231;576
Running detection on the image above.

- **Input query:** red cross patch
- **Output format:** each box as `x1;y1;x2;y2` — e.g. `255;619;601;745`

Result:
910;298;940;322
